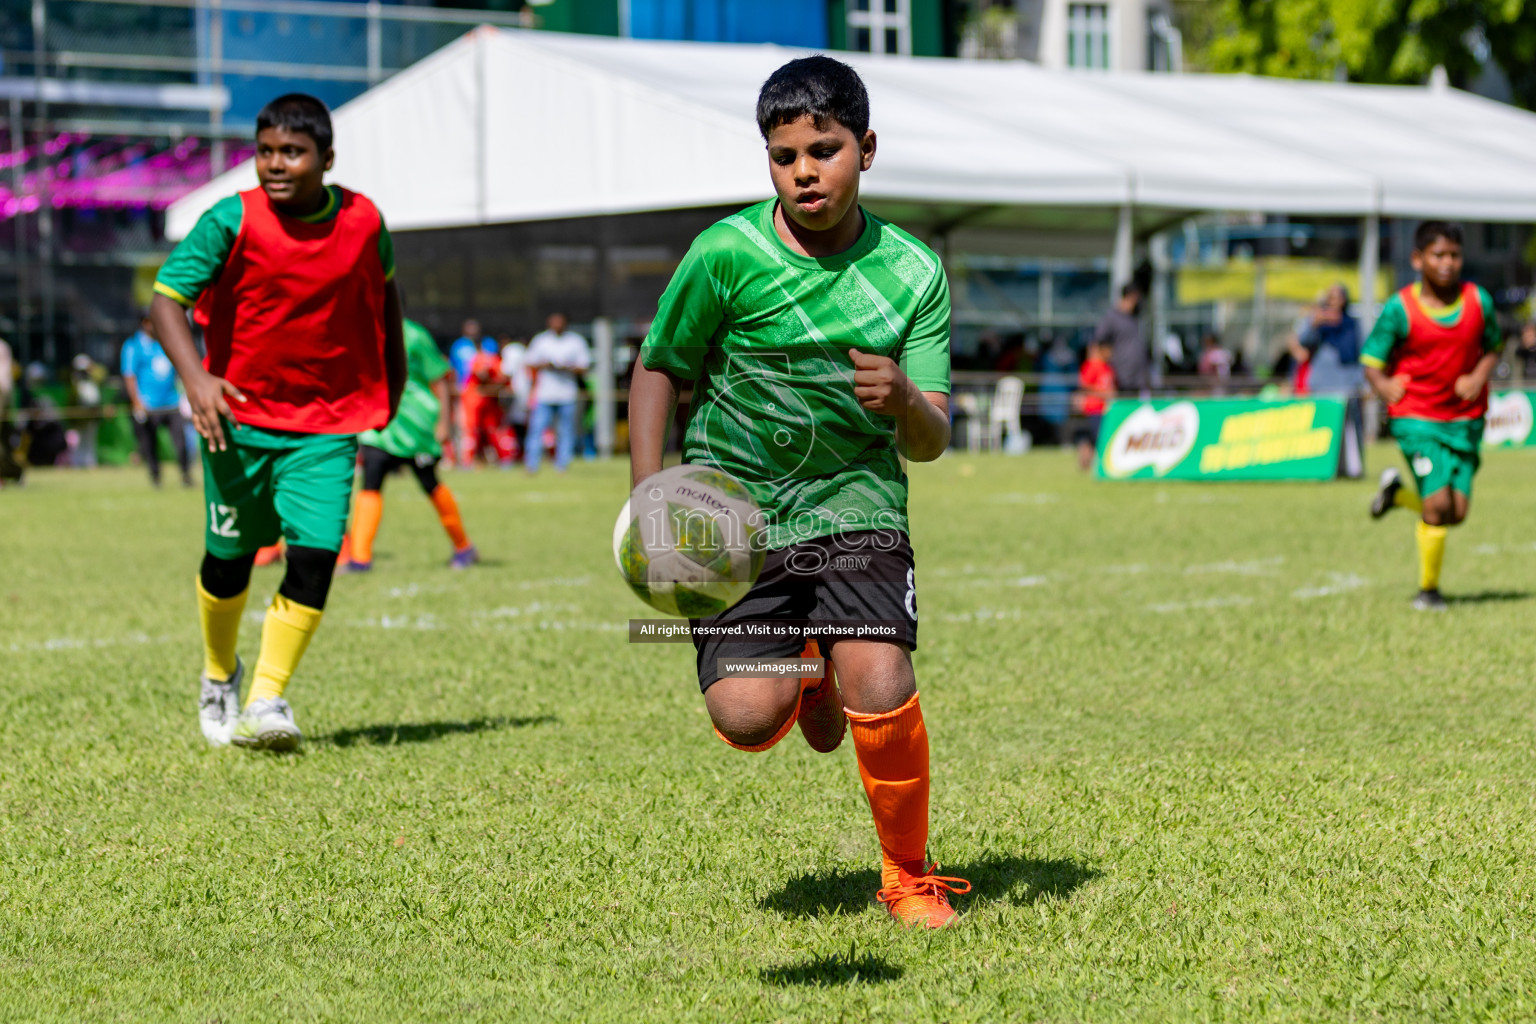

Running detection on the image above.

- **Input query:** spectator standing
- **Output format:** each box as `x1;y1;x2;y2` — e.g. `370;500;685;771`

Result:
1298;284;1362;395
1197;333;1233;394
1298;283;1365;477
1513;322;1536;381
1093;283;1147;394
69;354;106;468
1073;340;1116;471
0;335;12;417
449;318;484;387
0;335;18;484
463;343;512;466
121;315;192;487
1036;334;1077;446
499;334;531;457
524;312;591;474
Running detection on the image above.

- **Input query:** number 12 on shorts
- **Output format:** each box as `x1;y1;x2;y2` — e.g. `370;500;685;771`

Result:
208;503;241;538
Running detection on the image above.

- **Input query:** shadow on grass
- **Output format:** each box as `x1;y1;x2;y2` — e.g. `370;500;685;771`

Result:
759;854;1099;918
318;715;557;748
761;944;903;987
1445;590;1533;606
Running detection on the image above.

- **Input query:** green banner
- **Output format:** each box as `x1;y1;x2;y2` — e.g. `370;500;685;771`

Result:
1095;397;1346;481
1485;391;1536;448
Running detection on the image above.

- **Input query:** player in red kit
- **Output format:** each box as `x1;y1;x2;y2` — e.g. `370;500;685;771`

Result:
461;345;514;465
151;93;405;751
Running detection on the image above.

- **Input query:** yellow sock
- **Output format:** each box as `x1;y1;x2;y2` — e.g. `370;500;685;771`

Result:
1417;520;1448;592
197;577;247;681
246;594;324;706
1395;487;1422;512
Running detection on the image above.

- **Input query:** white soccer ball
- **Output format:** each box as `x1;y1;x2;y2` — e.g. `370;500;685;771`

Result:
612;464;766;618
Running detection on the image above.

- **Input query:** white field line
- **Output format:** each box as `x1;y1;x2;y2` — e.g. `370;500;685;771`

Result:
989;493;1061;505
1153;491;1245;505
1292;573;1370;599
343;615;625;633
1148;596;1255;613
7;631;177;654
1472;543;1536;556
1183;557;1285;576
937;607;1028;623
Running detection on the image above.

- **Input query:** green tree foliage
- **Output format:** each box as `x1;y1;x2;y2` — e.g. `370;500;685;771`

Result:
1177;0;1536;109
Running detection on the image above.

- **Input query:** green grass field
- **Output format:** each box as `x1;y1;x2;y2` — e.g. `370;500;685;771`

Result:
4;448;1536;1022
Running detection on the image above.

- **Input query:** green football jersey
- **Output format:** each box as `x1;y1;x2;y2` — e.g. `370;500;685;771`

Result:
641;200;951;551
360;320;451;459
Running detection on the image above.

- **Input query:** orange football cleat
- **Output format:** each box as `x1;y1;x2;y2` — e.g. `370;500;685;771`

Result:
877;865;971;929
795;640;845;753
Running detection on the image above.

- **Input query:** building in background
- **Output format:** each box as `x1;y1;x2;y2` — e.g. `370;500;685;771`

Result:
4;0;1525;376
958;0;1180;71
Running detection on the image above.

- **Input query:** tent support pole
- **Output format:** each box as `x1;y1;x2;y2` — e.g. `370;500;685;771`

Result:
1112;201;1133;290
474;27;488;224
593;317;615;459
1150;231;1170;389
1358;211;1380;334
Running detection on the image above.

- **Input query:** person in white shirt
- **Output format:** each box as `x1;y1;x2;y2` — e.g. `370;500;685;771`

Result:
523;312;591;473
498;334;532;456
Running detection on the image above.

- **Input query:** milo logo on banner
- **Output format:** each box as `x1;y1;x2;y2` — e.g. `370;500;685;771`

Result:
1485;391;1534;448
1095;397;1346;481
1103;402;1199;478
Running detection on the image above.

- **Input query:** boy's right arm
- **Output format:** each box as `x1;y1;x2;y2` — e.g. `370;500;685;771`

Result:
150;198;245;450
1360;296;1409;405
628;362;681;488
150;293;245;452
630;237;722;487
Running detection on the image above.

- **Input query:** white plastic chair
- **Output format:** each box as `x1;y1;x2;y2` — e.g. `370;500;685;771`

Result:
990;376;1030;454
955;392;984;452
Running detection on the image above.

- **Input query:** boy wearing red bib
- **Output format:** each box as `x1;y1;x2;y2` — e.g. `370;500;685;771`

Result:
1365;221;1501;611
151;94;405;750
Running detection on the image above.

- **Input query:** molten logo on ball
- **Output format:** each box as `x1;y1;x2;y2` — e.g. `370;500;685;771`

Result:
613;464;767;618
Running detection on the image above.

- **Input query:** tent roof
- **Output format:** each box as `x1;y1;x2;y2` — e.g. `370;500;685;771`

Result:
167;28;1536;240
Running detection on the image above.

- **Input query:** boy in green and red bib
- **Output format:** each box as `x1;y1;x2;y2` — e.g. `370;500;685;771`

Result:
151;93;405;750
1365;220;1501;611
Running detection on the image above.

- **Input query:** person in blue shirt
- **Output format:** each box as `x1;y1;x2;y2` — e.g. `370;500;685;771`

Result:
448;318;484;386
1297;283;1366;478
120;315;192;487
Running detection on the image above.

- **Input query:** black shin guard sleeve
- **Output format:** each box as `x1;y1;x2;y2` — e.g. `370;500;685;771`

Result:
278;545;337;610
200;551;256;599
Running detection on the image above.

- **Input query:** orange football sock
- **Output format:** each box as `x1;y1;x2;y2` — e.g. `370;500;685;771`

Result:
351;490;383;563
429;484;472;551
847;692;930;890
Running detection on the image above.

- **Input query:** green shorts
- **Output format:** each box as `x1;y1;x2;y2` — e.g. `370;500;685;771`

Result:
1394;417;1483;500
201;421;359;559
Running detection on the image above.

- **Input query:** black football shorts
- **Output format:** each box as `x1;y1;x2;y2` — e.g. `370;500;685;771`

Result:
690;529;919;692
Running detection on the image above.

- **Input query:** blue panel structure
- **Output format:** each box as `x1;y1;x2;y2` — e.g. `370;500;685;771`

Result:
628;0;827;48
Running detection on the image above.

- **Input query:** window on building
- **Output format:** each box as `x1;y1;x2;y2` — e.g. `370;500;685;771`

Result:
1484;223;1513;252
1067;3;1110;69
848;0;909;55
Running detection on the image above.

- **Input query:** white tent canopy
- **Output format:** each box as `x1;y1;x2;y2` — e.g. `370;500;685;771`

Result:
168;27;1536;242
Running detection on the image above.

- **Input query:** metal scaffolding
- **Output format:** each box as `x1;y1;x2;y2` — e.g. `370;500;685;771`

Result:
0;0;533;365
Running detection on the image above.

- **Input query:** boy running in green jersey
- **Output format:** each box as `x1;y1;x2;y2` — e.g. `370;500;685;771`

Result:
1365;221;1501;610
629;57;966;929
340;318;478;573
151;94;405;750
